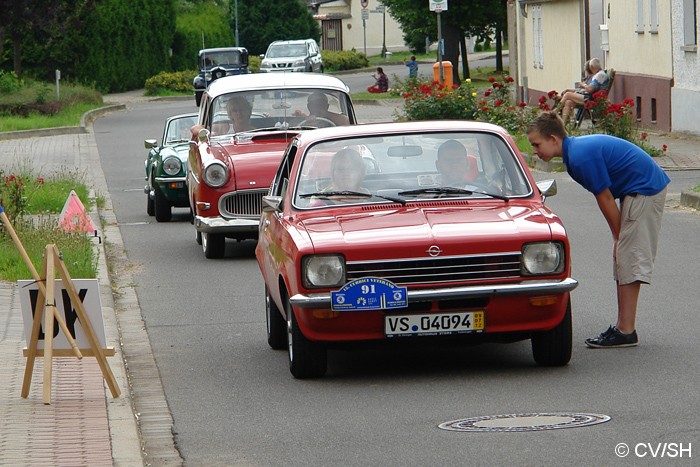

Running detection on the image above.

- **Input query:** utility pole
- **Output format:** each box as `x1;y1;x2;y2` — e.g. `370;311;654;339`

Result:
234;0;239;47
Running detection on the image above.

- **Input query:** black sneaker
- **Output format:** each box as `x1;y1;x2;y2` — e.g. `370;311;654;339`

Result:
585;325;638;348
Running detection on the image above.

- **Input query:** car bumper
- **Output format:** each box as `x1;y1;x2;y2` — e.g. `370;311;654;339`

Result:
290;278;578;309
194;215;259;234
259;68;305;73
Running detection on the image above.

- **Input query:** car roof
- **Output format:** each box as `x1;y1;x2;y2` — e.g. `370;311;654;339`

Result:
198;47;247;55
293;120;513;145
269;39;314;46
206;73;350;98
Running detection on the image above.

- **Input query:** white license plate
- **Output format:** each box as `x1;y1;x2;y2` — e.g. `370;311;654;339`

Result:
385;311;485;337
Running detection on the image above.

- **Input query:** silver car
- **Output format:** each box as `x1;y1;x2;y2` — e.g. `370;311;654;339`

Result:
259;39;324;73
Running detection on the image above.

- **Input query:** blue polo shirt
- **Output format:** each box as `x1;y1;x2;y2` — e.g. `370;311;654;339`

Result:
562;135;670;199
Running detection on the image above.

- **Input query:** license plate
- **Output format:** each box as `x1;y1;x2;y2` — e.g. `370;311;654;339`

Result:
385;311;485;337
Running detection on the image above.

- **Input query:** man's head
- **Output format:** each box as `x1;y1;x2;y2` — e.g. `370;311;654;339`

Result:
589;57;602;72
226;96;252;121
307;92;329;114
436;140;471;186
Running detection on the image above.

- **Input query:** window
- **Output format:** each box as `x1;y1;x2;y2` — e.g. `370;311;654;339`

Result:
636;0;645;33
532;5;543;68
649;0;658;33
683;0;698;50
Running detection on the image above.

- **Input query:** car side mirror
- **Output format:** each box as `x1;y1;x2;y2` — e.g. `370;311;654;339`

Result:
144;139;157;149
536;179;557;201
259;54;265;59
262;195;283;212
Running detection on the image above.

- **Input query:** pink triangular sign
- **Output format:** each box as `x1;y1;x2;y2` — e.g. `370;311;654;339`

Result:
57;190;96;233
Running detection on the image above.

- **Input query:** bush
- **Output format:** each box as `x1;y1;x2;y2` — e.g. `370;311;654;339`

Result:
0;71;22;94
144;70;197;95
321;50;369;71
474;75;539;135
249;55;261;73
397;79;479;121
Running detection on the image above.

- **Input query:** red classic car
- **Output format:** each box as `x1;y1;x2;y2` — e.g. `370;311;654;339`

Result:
256;121;578;378
187;73;356;258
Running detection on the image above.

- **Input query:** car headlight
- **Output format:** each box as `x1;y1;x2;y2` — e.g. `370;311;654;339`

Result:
302;255;345;288
293;59;305;67
521;242;565;275
162;156;182;176
260;60;270;68
205;72;212;81
202;162;228;188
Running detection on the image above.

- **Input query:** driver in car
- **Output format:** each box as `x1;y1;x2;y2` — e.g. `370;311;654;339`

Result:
436;139;479;187
294;92;350;127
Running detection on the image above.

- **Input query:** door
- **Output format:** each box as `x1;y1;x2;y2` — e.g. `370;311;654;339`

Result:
322;19;343;51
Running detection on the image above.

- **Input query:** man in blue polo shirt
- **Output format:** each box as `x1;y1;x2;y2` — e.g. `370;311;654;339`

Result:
526;111;670;348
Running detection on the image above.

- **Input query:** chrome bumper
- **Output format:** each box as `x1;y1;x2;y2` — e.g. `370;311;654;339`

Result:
194;215;259;234
290;278;578;309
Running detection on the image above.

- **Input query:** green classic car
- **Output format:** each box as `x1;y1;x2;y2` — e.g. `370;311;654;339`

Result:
144;113;199;222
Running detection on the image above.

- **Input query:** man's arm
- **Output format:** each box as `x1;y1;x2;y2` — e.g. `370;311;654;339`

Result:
595;188;621;240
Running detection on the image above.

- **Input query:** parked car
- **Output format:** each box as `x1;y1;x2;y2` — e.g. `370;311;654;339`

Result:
259;39;323;73
144;113;199;222
188;73;357;259
256;121;578;378
193;47;249;107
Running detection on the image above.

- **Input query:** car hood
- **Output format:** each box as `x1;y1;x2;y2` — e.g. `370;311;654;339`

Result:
212;138;290;190
298;204;555;259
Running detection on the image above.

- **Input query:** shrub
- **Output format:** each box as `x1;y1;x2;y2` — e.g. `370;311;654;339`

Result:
321;50;369;71
249;55;261;73
474;75;539;135
397;79;479;121
0;71;22;94
144;70;197;95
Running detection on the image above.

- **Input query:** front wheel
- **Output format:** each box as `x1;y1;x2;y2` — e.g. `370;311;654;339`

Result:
531;298;572;366
202;232;225;259
154;186;172;222
266;287;287;350
146;190;155;216
286;300;327;378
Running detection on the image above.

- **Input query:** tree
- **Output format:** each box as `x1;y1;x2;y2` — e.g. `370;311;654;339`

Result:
231;0;321;56
381;0;505;85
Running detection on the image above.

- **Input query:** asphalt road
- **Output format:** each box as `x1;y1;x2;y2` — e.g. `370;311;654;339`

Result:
93;94;700;465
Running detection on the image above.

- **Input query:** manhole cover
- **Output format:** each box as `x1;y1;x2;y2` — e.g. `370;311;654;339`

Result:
438;412;611;432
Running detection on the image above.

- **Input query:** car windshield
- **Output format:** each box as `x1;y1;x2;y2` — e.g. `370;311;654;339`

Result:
294;132;532;208
200;51;242;68
267;44;307;58
209;89;352;136
164;115;198;144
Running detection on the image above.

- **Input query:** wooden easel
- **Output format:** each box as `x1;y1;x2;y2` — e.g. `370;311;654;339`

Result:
1;208;120;404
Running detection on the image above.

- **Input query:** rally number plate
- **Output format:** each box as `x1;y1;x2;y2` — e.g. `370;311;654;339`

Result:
385;311;485;337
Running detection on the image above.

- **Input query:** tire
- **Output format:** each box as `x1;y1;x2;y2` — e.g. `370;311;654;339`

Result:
154;185;172;222
146;191;155;216
202;231;225;259
266;286;287;350
195;229;202;245
286;299;327;378
531;298;572;366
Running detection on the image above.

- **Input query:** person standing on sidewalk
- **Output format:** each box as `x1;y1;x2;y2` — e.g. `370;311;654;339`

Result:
404;56;418;79
526;111;671;348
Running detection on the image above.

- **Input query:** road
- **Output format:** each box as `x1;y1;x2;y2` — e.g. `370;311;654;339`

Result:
93;89;700;464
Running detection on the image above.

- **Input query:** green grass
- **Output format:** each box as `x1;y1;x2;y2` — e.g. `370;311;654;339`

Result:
693;183;700;193
0;166;96;282
0;102;106;132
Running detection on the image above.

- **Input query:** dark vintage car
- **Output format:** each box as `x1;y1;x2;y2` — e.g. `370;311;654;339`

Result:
193;47;249;107
256;121;578;378
144;113;199;222
188;73;357;259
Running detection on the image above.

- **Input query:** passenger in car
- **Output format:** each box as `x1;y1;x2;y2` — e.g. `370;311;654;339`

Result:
225;96;255;132
436;139;479;187
310;148;369;206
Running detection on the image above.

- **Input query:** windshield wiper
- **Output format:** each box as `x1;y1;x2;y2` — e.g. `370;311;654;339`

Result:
300;191;407;205
398;187;509;201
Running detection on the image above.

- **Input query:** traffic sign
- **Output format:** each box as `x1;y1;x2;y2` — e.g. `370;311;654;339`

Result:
361;0;369;8
429;0;448;12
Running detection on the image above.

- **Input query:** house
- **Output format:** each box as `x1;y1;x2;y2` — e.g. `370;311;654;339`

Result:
308;0;407;56
510;0;693;134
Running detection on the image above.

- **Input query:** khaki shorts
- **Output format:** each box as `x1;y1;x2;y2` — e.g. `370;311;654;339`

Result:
614;188;667;285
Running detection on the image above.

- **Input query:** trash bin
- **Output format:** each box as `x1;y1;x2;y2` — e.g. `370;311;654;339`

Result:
432;61;453;87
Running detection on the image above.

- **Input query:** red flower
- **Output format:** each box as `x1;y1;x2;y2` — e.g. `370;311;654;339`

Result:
488;77;495;83
505;77;514;83
538;95;547;104
38;177;45;184
481;106;489;112
641;132;647;139
494;99;503;107
663;144;668;152
518;102;527;107
547;90;558;98
451;84;458;89
484;89;492;97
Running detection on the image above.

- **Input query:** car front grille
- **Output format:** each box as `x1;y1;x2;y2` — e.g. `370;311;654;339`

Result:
220;189;267;218
346;253;521;286
272;63;292;69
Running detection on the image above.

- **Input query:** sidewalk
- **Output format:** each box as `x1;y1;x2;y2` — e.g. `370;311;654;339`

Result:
1;92;699;466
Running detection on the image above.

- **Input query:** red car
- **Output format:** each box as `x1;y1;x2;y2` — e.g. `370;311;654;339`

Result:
256;121;578;378
187;73;356;258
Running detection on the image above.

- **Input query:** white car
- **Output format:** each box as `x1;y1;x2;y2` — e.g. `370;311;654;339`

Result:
259;39;324;73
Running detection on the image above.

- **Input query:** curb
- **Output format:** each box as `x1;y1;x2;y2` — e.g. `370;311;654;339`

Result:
680;190;700;210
